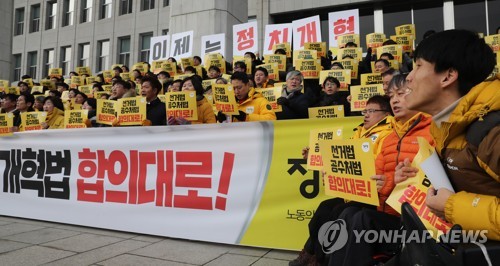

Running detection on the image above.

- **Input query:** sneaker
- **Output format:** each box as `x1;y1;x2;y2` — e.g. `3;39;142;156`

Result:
289;249;313;266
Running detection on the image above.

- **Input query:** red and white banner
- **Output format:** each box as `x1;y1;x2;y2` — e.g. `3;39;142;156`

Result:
328;9;360;48
201;33;226;57
170;31;194;61
263;23;292;55
292;16;321;50
233;21;258;57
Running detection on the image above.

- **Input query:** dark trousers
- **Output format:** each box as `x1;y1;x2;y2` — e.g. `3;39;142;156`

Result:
304;198;374;264
328;208;400;266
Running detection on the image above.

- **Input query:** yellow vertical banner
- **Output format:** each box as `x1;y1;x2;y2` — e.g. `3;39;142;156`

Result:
319;138;379;206
350;84;384;111
319;69;352;90
64;110;89;129
307;127;343;171
395;24;416;37
296;59;321;79
166;91;198;121
484;34;500;53
256;63;279;81
292;50;317;67
377;45;404;63
264;54;287;72
96;99;117;126
272;42;292;58
117;97;147;126
255;87;283;112
386;138;453;237
0;113;14;136
336;34;360;48
360;73;383;85
366;33;386;51
332;59;359;80
304;42;327;57
308;105;345;119
21;112;47;131
336;47;363;61
390;35;415;53
213;84;239;115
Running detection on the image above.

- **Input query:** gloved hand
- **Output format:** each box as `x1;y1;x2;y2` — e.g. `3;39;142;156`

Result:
176;117;191;125
233;110;247;121
167;116;178;125
216;111;227;123
277;96;288;106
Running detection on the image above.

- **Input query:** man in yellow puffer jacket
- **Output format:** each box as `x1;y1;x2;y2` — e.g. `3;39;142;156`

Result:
401;29;499;240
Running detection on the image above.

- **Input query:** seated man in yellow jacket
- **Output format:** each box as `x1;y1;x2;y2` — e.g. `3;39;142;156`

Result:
216;71;276;122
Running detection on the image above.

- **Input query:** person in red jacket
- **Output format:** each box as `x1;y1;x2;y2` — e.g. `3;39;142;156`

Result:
327;73;436;266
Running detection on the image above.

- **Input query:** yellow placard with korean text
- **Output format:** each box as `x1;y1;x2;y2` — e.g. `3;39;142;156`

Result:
272;42;292;58
70;76;84;88
96;99;117;126
366;33;386;50
102;70;113;84
21;112;47;132
7;87;20;95
484;34;500;53
387;138;453;238
308;105;345;120
151;60;168;74
158;94;166;103
173;73;194;82
31;86;44;94
76;66;91;76
166;91;198;121
204;57;226;75
350;84;384;111
133;63;148;75
395;24;416;37
181;57;194;70
64;110;89;129
377;45;404;63
296;59;321;79
85;76;96;85
117;97;146;126
233;56;253;75
497;52;500;64
304;42;327;57
202;79;216;90
264;54;287;72
332;59;359;79
337;34;360;48
94;91;109;99
255;87;282;112
102;85;112;94
49;68;63;78
319;138;379;206
0;80;10;90
337;47;363;62
120;73;130;81
256;63;279;81
293;50;317;67
390;35;415;53
0;113;14;136
213;84;239;115
319;70;351;90
307;127;343;171
361;73;383;85
40;79;55;89
23;78;34;87
160;62;178;77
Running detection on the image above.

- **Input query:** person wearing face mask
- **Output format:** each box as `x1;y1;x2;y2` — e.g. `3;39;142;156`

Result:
276;71;313;120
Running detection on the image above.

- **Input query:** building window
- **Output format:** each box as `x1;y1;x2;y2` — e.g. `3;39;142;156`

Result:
63;0;75;26
79;43;90;67
43;49;55;77
13;54;22;81
488;0;500;35
118;37;131;66
119;0;133;15
27;51;38;79
14;8;24;36
97;40;110;72
139;33;153;62
162;29;169;35
100;0;113;19
30;4;41;33
60;46;72;76
163;0;170;7
141;0;155;11
46;1;57;30
80;0;93;23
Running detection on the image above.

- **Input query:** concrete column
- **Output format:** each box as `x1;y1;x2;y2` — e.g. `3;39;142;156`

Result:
373;7;384;33
443;0;455;30
0;0;14;81
169;0;248;60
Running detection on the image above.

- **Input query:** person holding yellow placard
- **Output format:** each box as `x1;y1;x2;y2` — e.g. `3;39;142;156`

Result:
12;93;35;132
327;74;435;266
216;72;276;123
140;77;166;126
41;96;65;129
168;76;215;125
